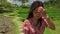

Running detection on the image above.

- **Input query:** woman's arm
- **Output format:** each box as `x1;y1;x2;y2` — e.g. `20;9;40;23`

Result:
42;11;56;30
39;7;56;30
43;16;56;30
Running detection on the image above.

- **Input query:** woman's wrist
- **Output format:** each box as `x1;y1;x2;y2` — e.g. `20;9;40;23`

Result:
42;16;49;26
42;15;49;19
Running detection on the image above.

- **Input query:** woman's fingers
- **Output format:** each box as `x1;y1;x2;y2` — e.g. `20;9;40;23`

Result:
38;7;45;12
38;7;46;16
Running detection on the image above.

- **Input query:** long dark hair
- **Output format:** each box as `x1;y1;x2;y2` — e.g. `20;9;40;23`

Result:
27;1;44;29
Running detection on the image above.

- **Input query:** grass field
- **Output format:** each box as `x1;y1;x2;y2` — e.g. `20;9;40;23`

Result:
44;20;60;34
16;7;60;34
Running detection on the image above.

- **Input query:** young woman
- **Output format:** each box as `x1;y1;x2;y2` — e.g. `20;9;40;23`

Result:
22;1;56;34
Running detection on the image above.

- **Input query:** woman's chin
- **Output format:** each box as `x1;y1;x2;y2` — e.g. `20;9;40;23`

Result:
36;17;40;19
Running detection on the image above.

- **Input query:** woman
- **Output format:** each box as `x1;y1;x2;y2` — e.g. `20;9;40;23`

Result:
22;1;56;34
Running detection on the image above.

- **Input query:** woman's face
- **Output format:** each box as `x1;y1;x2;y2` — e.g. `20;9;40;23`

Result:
33;6;44;19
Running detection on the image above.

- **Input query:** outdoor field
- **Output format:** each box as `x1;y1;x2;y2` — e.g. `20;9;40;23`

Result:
0;0;60;34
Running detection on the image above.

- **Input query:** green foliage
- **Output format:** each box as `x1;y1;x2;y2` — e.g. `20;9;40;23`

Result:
11;21;19;34
0;0;17;13
44;0;60;8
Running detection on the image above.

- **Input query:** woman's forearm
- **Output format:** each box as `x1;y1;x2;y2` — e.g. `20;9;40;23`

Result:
44;16;56;30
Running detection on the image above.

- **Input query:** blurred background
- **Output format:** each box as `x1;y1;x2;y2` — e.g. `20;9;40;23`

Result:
0;0;60;34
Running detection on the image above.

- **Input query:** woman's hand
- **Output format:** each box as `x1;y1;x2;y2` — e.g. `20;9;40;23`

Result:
38;6;47;18
38;7;56;30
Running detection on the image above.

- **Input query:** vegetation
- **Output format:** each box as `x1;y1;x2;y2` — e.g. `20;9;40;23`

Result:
0;0;60;34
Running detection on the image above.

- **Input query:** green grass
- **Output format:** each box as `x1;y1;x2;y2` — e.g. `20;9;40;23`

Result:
11;21;19;34
44;20;60;34
15;7;29;18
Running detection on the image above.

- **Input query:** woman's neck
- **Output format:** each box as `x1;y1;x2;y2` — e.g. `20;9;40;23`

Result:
31;17;38;25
